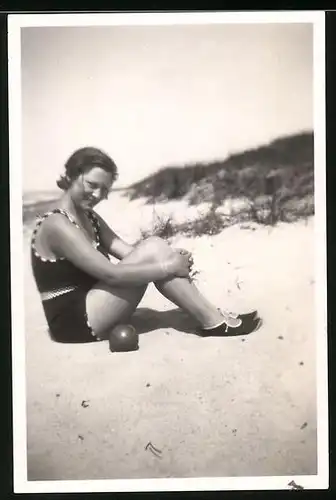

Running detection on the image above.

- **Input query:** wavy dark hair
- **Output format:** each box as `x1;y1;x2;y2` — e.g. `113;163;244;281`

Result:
56;147;118;190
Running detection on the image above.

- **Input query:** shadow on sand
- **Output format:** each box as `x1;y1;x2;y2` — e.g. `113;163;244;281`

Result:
46;307;198;344
131;307;197;335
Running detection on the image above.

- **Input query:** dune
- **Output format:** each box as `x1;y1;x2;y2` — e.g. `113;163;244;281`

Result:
24;193;317;482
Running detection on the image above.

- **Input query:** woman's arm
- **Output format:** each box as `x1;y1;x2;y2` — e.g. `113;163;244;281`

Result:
44;214;173;287
93;211;134;260
94;213;194;264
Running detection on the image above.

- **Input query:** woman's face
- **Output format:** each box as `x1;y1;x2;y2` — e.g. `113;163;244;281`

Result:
70;166;115;209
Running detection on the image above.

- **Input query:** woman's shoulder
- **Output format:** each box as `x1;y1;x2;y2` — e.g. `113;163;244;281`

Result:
35;209;79;235
31;209;80;259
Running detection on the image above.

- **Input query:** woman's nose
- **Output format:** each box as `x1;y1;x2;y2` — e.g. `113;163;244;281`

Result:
92;189;101;199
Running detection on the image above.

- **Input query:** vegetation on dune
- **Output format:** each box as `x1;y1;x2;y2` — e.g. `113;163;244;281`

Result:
127;132;313;203
23;132;314;238
139;208;229;240
126;132;314;237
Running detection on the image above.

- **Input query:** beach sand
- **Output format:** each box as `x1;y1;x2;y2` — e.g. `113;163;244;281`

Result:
24;195;317;481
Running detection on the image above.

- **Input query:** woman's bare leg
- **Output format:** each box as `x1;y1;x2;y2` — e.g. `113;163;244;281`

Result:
125;237;235;327
154;277;227;328
86;282;147;339
86;236;238;339
148;238;239;328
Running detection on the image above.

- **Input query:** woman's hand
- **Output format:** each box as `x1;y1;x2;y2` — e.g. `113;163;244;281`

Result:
165;249;193;278
175;248;194;267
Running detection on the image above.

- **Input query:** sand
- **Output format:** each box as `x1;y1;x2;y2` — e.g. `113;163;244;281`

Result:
23;195;317;481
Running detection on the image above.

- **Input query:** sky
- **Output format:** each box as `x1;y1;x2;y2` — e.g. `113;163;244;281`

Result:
20;22;313;192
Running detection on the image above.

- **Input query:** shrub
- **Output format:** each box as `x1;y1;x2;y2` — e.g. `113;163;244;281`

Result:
126;131;314;229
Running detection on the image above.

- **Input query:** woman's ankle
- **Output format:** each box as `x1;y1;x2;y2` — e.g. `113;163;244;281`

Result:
202;313;242;330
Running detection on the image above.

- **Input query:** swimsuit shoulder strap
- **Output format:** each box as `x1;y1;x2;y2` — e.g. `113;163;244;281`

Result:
31;208;80;261
52;208;81;229
31;208;80;242
86;209;101;244
31;208;101;254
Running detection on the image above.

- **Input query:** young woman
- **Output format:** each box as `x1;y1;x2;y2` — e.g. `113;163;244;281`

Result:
31;147;262;344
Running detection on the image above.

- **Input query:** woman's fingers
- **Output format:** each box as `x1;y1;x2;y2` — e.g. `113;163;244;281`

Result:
170;248;195;277
176;248;193;264
182;254;192;275
168;252;192;277
177;247;191;256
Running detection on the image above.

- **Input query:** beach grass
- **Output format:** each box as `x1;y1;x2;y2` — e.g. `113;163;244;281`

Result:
23;132;314;238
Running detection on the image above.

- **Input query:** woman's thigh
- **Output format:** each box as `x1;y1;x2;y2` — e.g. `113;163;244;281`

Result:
86;237;173;338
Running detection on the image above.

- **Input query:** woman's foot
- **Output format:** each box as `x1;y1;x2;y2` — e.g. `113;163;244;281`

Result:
199;315;263;338
221;309;258;323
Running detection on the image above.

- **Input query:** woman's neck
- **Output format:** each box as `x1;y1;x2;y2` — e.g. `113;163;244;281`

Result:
59;192;87;221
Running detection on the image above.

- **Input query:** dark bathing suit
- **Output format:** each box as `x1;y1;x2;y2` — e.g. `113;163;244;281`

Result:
31;208;110;343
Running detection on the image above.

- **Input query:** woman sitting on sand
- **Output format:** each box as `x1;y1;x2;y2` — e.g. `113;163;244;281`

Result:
31;147;262;344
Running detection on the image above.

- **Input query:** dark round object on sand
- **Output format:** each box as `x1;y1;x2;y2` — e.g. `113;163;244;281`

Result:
109;324;139;352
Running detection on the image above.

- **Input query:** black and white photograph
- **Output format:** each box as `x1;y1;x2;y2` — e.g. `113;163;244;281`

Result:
8;11;327;493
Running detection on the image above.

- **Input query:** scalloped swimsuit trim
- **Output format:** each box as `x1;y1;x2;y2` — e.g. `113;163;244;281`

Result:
31;207;100;263
30;208;105;342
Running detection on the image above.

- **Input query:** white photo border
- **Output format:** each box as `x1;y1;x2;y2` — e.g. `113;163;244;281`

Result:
8;10;328;493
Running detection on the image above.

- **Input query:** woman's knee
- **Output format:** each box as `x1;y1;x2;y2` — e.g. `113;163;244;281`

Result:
121;236;173;265
136;236;172;261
